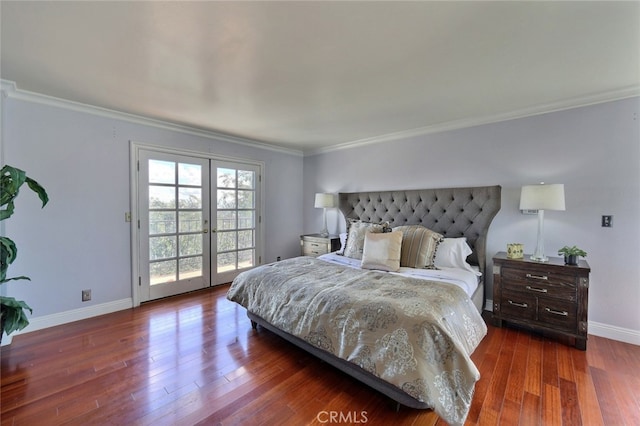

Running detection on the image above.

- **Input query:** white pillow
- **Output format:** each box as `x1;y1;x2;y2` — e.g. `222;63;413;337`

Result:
434;237;480;275
361;230;403;272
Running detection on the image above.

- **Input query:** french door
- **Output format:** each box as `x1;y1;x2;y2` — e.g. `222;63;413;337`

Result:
135;147;261;303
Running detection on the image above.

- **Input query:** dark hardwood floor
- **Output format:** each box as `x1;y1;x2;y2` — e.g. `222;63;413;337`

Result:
1;284;639;425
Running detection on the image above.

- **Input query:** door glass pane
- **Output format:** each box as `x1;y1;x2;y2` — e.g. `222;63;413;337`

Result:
238;249;254;269
238;190;254;209
149;186;175;209
217;211;236;230
218;231;236;251
150;260;177;285
149;211;176;234
217;168;236;188
150;236;176;260
179;187;202;209
238;170;254;189
179;234;202;257
179;211;202;232
238;211;254;229
238;230;253;249
218;252;236;273
217;190;236;209
179;257;202;280
179;163;201;186
149;160;175;184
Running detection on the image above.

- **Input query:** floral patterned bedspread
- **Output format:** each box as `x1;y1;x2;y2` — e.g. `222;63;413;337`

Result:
226;256;487;425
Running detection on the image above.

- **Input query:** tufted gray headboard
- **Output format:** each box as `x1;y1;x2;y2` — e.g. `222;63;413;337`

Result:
338;185;501;276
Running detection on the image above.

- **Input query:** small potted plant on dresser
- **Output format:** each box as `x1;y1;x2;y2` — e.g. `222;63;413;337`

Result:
557;245;587;266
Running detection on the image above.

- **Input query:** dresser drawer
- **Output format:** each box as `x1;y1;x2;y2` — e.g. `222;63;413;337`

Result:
500;289;536;321
501;267;577;301
538;297;578;332
302;240;329;256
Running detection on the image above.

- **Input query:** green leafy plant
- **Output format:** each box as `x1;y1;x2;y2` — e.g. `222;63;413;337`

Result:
557;245;587;258
1;165;48;339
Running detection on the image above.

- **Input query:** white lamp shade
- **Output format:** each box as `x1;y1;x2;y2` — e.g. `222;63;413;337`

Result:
519;184;565;211
314;193;335;208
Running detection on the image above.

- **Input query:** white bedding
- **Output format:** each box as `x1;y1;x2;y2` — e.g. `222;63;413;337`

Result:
317;252;480;297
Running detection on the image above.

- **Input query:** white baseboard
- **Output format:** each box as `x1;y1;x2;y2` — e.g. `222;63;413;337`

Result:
485;299;639;346
1;298;133;346
588;321;640;346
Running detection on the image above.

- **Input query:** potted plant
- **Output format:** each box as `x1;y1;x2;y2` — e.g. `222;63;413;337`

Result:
0;165;48;342
557;245;587;266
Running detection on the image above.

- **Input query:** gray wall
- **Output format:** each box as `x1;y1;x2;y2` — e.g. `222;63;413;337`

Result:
2;94;304;319
304;97;640;337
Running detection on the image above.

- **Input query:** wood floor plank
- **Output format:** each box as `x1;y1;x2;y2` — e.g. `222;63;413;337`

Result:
2;284;639;426
542;383;562;425
523;335;543;397
559;377;582;425
519;391;541;426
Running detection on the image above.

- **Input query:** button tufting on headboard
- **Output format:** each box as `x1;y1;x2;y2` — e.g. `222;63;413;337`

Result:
338;186;502;277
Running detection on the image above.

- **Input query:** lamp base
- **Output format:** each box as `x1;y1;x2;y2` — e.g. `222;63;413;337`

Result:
320;208;329;237
530;209;548;262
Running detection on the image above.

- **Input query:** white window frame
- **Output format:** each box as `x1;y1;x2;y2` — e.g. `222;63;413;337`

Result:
129;141;265;307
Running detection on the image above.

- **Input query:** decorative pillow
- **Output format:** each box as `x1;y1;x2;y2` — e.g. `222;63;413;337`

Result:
337;232;348;254
361;230;403;272
393;225;443;268
434;237;480;275
342;219;389;260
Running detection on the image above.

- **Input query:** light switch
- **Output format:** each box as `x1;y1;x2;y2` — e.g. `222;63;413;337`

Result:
601;215;613;227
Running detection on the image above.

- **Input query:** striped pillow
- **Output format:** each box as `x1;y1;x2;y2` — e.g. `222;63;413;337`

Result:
394;225;443;268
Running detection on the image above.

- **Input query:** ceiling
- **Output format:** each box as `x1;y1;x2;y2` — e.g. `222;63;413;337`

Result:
1;1;639;154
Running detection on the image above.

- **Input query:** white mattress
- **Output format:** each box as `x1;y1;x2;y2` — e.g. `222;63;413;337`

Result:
317;252;480;297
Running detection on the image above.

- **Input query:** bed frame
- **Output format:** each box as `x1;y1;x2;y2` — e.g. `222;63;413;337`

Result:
249;185;502;409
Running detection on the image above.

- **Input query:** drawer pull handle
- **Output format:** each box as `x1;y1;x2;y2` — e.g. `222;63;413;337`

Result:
545;307;568;317
508;300;528;308
526;273;548;281
526;285;548;293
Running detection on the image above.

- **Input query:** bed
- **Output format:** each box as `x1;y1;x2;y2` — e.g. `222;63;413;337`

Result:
227;185;501;425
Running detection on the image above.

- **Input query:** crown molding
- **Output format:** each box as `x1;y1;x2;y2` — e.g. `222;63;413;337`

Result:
305;85;640;156
0;79;303;157
4;80;638;158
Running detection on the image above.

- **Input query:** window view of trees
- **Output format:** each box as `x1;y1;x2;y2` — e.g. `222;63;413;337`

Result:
148;160;204;285
146;161;257;284
216;167;255;272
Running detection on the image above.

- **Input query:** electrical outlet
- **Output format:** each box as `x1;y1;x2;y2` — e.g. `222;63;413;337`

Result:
602;215;613;227
82;289;91;301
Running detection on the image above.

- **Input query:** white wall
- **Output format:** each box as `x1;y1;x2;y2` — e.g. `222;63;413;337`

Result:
1;88;304;333
304;97;640;343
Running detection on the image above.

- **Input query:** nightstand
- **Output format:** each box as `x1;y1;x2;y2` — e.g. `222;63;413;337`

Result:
492;251;590;350
300;234;341;257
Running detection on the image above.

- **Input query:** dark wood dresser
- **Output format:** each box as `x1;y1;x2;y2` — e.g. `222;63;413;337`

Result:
492;251;590;350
